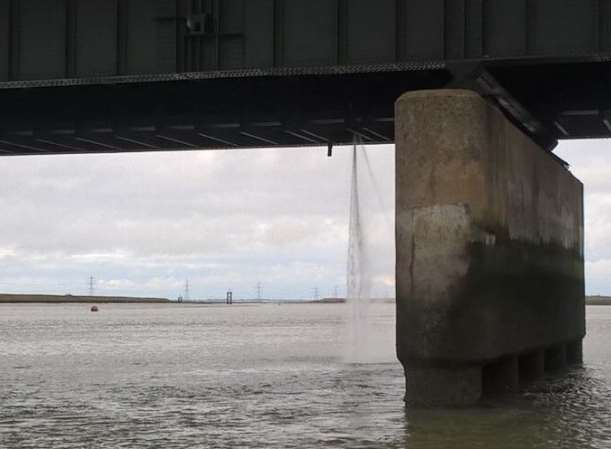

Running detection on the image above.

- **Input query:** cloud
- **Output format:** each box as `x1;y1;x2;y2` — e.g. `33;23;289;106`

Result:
0;138;607;299
585;259;611;296
556;140;611;294
0;145;395;299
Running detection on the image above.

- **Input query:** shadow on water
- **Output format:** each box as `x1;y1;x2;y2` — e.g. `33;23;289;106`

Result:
402;366;611;449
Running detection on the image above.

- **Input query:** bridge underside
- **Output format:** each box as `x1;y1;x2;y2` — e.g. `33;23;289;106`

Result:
0;60;610;156
0;69;446;155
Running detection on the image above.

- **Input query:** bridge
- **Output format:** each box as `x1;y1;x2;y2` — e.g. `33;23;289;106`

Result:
0;0;604;405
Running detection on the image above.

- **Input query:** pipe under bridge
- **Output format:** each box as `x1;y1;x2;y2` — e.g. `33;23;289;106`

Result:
0;0;606;405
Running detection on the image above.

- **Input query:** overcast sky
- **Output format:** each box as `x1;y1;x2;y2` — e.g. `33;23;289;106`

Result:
0;139;607;299
0;145;393;300
556;140;611;296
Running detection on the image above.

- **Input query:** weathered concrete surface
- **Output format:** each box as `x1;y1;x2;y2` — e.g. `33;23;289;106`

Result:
395;89;585;406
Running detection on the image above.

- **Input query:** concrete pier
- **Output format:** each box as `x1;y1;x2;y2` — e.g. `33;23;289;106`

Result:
519;350;545;384
395;90;585;406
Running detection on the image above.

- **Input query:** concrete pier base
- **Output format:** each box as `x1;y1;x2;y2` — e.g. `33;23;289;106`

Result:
567;340;584;365
405;365;482;407
519;350;545;384
483;356;519;396
545;345;568;371
395;90;585;406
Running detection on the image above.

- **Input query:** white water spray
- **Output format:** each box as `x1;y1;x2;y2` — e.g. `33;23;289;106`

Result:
345;138;391;363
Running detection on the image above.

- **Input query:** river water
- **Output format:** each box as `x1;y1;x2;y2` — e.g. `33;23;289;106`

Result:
0;303;610;449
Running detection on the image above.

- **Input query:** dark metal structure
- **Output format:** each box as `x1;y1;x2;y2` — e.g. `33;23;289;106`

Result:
0;0;610;155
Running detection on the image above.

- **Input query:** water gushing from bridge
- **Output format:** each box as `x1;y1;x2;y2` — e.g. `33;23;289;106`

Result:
345;138;384;363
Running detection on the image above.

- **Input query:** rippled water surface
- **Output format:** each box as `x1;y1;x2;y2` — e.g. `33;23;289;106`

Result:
1;303;610;448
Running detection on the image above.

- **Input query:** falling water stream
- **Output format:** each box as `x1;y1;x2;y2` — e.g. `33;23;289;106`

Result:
346;138;384;363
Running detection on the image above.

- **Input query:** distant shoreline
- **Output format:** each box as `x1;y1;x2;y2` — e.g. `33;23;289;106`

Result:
0;293;170;304
5;294;602;306
0;294;399;305
586;296;611;306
